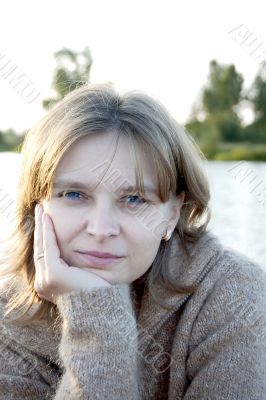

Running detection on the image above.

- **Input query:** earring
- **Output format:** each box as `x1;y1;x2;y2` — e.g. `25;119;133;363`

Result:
161;229;171;242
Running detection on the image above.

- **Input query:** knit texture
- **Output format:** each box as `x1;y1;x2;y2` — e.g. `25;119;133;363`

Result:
0;230;265;399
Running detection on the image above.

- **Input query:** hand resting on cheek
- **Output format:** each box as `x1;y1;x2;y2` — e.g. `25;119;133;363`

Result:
33;203;111;303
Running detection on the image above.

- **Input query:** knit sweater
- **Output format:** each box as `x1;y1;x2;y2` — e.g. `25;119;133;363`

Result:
0;230;265;399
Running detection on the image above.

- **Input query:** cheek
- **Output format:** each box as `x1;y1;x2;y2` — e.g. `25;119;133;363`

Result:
43;202;76;247
131;231;161;272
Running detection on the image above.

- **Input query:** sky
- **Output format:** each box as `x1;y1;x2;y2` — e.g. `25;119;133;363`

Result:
0;0;265;132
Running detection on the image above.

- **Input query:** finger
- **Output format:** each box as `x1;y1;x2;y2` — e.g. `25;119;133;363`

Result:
33;203;46;298
34;203;45;275
42;212;61;273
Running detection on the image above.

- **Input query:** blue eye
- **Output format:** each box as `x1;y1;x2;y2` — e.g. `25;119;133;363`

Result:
60;191;83;200
125;195;147;206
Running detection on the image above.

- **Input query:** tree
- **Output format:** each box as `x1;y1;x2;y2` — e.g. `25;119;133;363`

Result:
242;66;266;142
43;47;93;110
202;60;243;113
249;68;266;122
186;60;244;145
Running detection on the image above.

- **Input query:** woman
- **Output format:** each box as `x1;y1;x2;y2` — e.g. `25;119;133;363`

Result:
0;83;265;399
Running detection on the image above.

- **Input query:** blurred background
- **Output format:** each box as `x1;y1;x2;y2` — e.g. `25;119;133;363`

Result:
0;0;265;269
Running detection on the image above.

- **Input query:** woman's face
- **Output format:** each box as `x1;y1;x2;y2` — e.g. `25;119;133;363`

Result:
42;131;184;285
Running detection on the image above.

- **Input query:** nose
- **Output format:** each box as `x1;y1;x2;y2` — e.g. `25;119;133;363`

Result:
85;201;120;241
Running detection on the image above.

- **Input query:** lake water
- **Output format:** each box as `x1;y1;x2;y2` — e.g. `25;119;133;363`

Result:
0;152;265;271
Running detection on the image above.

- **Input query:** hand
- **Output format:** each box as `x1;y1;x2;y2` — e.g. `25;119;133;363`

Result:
33;203;111;304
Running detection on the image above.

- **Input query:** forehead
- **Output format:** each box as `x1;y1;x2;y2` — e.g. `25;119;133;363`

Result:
54;131;158;190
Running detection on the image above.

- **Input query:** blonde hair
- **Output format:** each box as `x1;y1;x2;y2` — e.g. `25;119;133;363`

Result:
0;83;211;324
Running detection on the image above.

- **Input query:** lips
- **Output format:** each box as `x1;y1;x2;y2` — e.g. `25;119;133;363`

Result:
75;251;125;268
82;251;123;259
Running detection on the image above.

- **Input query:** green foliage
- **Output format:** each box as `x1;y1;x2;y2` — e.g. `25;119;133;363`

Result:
242;120;266;143
249;74;266;119
209;111;244;142
0;129;25;152
186;118;221;159
243;69;266;144
213;146;266;161
42;47;93;110
187;60;244;144
202;60;243;113
186;59;266;160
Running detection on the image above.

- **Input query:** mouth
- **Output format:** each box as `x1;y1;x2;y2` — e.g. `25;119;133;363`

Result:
75;251;125;268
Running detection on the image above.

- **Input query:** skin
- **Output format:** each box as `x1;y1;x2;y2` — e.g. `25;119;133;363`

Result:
34;131;185;303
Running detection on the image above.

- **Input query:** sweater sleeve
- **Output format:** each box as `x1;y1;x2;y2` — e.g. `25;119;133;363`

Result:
53;283;139;399
0;283;139;399
0;324;54;399
184;261;266;400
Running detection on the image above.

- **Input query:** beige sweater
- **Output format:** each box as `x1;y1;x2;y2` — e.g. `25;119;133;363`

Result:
0;231;265;399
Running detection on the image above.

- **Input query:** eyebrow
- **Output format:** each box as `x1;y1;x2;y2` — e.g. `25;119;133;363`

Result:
53;179;158;195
